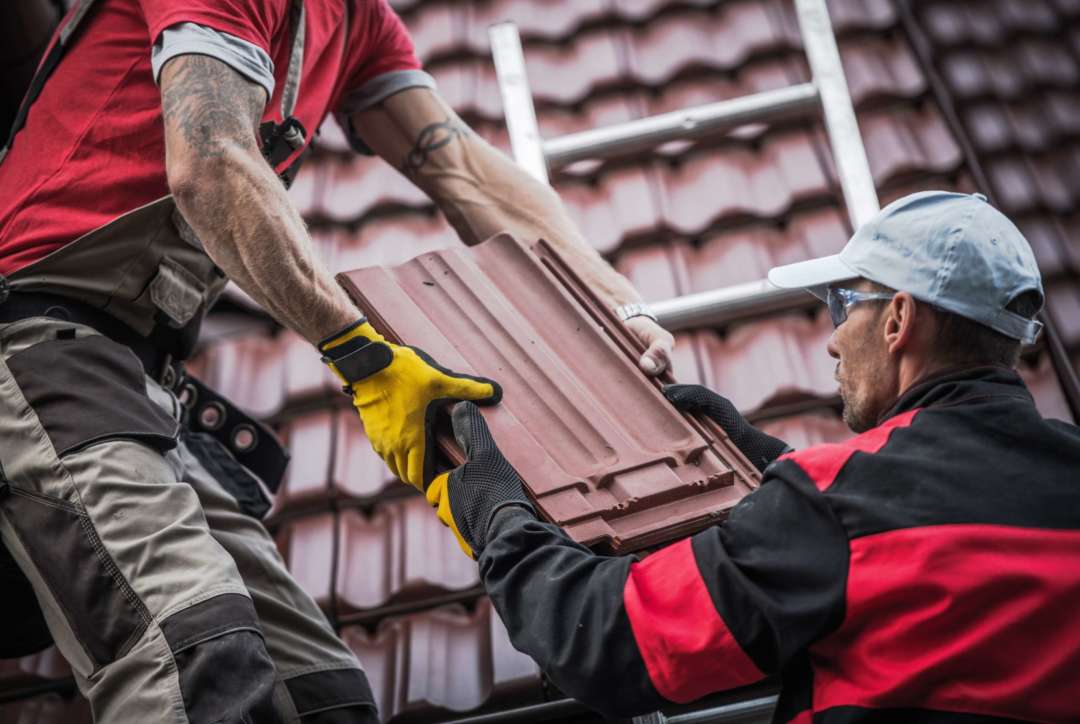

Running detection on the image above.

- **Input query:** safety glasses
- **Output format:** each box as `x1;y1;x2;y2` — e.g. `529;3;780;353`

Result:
826;287;895;327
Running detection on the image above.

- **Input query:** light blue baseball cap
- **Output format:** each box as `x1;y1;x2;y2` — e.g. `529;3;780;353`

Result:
767;190;1044;344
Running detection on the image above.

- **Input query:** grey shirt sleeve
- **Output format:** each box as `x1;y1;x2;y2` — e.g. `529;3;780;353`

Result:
151;22;276;100
334;68;437;155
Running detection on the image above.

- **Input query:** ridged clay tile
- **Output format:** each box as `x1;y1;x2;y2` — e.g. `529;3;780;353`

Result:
195;333;285;418
342;599;542;722
692;312;838;412
0;648;70;692
654;130;830;233
941;40;1080;101
0;695;91;724
689;207;849;292
338;233;761;552
336;497;480;613
557;166;664;254
1019;353;1076;423
614;240;693;302
760;410;852;450
322;157;430;222
276;512;336;609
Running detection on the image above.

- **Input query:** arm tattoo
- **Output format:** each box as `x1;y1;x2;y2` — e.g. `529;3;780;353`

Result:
401;117;467;177
161;55;265;160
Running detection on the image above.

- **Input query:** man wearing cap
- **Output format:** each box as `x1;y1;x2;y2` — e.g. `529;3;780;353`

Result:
0;1;674;722
412;191;1080;722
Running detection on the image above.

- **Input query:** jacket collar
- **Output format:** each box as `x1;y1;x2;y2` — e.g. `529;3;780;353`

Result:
878;364;1033;424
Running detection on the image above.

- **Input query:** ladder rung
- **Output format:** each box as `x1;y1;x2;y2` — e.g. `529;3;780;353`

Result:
543;83;820;168
652;280;812;331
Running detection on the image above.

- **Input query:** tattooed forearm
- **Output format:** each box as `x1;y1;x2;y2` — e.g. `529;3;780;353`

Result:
160;55;265;160
401;117;467;177
159;54;358;343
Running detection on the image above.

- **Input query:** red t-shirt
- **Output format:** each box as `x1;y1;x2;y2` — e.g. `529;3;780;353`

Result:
0;0;422;276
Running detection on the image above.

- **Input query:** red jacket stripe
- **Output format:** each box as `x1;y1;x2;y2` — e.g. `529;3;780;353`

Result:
623;538;764;703
780;409;920;491
811;524;1080;721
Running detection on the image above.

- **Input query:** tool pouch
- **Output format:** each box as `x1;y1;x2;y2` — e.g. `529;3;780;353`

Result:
178;375;289;519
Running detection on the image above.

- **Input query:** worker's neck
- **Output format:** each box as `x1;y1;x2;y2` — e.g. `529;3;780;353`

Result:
895;354;951;401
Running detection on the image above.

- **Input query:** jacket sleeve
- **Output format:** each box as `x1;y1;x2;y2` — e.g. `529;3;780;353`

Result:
478;460;849;718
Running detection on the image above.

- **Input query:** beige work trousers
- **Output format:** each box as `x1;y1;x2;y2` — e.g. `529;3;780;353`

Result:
0;317;376;723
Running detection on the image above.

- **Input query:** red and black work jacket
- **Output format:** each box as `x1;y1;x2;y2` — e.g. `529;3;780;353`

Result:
480;365;1080;722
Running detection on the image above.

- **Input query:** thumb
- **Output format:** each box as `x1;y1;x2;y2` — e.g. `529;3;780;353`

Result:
639;340;670;376
451;401;496;460
440;373;503;407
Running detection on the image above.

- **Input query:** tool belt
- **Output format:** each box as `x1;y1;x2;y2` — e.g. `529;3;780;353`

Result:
0;289;289;498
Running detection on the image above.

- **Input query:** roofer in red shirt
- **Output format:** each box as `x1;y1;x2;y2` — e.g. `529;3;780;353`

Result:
0;1;675;721
425;190;1080;723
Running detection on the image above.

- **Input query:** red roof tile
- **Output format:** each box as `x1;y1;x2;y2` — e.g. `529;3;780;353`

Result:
337;498;480;613
338;233;760;552
0;648;70;692
688;207;849;292
1019;354;1076;423
653;130;830;233
322;157;431;222
342;599;542;722
759;409;851;450
277;411;397;508
614;240;693;302
558;166;664;253
1046;281;1080;349
692;311;838;412
0;695;90;724
940;40;1080;101
195;333;285;417
624;5;795;86
276;512;336;609
333;215;461;272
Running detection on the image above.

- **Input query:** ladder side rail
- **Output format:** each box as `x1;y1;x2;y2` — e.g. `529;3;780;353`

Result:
490;22;549;183
794;0;880;228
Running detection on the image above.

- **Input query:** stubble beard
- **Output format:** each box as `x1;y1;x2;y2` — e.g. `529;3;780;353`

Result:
838;362;880;434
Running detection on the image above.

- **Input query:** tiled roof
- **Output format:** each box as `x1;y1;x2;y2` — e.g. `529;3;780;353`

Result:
5;0;1079;721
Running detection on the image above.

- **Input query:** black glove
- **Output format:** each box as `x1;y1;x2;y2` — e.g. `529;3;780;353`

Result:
664;384;791;472
425;402;535;559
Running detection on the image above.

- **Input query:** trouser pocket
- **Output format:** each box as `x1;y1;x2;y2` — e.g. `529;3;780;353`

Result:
0;485;151;671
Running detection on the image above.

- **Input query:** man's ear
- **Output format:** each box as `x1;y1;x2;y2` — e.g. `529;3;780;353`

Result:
883;291;920;355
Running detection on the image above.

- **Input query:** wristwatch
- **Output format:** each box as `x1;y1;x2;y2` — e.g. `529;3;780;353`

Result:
614;302;657;323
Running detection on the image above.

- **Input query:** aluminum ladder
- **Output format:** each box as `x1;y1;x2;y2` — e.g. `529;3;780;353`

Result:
489;0;879;332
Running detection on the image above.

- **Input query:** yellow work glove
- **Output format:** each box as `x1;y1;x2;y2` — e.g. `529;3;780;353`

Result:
319;318;502;492
427;403;535;559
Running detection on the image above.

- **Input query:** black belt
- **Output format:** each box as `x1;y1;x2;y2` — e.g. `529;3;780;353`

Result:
0;289;289;494
0;290;179;384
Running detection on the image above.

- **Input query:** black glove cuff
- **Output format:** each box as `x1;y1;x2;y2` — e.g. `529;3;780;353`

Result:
664;384;791;473
316;317;369;352
322;339;393;383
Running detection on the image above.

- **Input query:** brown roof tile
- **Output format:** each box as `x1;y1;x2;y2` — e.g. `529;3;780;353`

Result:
342;599;542;722
759;409;851;450
337;499;480;613
338;233;760;552
0;695;91;724
276;512;336;609
690;311;838;412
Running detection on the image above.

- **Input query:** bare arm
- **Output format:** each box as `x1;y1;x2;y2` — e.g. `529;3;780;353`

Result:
350;88;643;306
160;55;357;344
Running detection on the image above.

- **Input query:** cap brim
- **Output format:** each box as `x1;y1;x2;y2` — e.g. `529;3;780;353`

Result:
767;254;860;301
